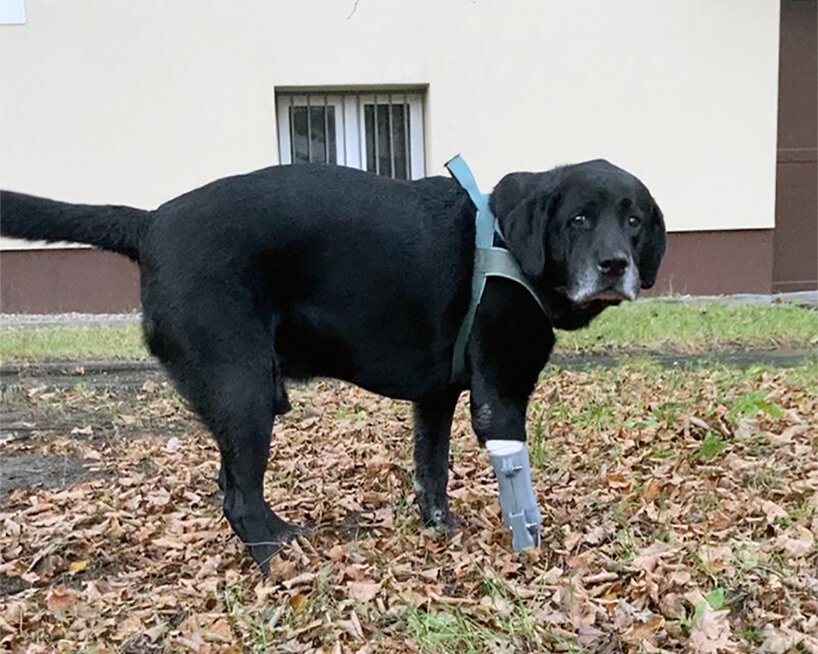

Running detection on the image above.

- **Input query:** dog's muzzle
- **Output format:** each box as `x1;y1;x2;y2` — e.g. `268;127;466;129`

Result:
568;260;640;307
486;440;541;550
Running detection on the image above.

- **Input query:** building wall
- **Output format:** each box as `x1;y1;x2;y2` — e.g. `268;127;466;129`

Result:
0;1;783;310
773;0;817;292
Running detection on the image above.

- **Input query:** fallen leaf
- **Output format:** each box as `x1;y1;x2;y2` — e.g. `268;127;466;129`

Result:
45;588;76;616
621;614;665;645
289;593;309;614
632;541;672;572
68;560;89;575
688;603;736;653
699;544;732;574
780;525;815;558
282;572;316;589
203;617;233;643
643;477;662;502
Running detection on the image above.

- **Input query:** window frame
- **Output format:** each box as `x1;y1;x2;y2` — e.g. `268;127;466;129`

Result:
275;90;426;180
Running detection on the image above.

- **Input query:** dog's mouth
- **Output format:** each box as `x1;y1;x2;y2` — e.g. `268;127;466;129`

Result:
569;288;636;311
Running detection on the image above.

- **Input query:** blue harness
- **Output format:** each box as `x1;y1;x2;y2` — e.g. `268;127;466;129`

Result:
446;155;548;383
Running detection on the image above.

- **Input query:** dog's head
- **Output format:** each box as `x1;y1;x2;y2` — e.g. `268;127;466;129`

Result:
491;159;666;315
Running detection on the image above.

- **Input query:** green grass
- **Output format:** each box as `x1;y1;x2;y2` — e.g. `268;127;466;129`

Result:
695;433;728;462
0;323;148;361
0;300;815;361
555;300;818;352
404;606;507;654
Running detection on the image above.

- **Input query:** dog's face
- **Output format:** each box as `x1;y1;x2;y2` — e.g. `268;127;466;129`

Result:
491;159;666;313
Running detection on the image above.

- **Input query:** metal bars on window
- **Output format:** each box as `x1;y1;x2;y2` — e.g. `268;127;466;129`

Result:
276;90;425;180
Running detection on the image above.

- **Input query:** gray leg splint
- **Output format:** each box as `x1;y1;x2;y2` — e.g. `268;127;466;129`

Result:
486;440;541;551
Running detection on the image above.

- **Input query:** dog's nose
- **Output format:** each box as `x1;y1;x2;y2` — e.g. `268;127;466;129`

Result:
597;255;629;277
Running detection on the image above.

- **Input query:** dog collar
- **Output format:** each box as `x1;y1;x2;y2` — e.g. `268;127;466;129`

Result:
445;155;548;383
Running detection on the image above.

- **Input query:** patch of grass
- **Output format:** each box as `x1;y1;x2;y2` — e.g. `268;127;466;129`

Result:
555;300;818;352
695;433;728;462
2;300;816;361
737;431;774;459
574;402;616;431
749;464;784;490
331;408;368;420
405;569;555;654
223;583;278;653
404;606;507;654
780;357;818;385
0;323;148;361
789;497;815;521
529;411;552;470
735;625;762;647
727;390;784;423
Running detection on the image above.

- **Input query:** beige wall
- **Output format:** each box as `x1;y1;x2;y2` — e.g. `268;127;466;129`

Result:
1;0;780;251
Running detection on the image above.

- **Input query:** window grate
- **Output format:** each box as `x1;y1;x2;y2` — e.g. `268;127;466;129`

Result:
276;90;425;180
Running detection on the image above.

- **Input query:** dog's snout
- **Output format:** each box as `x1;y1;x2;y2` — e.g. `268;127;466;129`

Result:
597;254;629;277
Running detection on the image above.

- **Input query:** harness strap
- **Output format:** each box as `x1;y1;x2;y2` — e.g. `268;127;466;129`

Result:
445;155;494;249
446;155;548;383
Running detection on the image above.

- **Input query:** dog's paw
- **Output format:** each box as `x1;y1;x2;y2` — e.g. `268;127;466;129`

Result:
421;506;460;534
247;520;303;575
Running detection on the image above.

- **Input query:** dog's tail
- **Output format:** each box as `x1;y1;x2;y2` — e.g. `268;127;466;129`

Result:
0;191;150;262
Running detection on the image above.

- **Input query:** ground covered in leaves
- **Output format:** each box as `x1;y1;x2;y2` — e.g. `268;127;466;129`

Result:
1;359;816;653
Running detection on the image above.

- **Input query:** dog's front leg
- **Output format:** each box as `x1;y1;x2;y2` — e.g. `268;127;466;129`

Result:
412;390;460;530
469;382;541;550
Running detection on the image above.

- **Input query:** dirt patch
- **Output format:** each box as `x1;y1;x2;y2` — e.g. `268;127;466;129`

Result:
0;452;94;496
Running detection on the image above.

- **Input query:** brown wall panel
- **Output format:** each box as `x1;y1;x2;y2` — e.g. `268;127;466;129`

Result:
648;230;774;296
1;229;774;314
0;249;140;314
773;0;818;291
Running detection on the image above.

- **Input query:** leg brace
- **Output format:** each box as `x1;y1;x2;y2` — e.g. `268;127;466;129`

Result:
486;440;541;551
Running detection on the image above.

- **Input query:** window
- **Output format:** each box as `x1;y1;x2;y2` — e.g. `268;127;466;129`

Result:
0;0;26;24
276;90;425;180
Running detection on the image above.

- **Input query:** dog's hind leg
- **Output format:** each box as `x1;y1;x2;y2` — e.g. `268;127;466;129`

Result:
216;355;289;493
412;390;460;530
146;307;296;574
213;364;298;574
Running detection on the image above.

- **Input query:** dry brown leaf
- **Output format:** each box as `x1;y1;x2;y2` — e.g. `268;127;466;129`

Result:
45;588;76;616
632;541;673;572
289;593;310;614
115;615;144;641
780;525;815;558
688;604;737;653
337;609;365;641
699;544;732;574
282;572;316;589
203;617;234;643
347;581;380;603
734;418;759;438
643;477;662;502
756;498;788;524
761;625;802;654
621;614;665;644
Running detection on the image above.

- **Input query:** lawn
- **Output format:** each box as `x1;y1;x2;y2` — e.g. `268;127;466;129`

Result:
1;357;816;652
0;300;816;362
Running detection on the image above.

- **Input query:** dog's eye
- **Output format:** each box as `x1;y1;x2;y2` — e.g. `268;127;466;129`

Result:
628;216;641;228
572;215;587;226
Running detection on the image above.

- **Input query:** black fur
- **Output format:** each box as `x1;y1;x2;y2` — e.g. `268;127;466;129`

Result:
0;192;146;261
0;160;664;572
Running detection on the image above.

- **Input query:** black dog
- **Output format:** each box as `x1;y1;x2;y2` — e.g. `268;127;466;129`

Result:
0;160;665;571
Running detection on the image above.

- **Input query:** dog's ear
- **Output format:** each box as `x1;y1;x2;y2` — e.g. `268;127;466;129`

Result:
491;171;561;279
638;199;666;289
